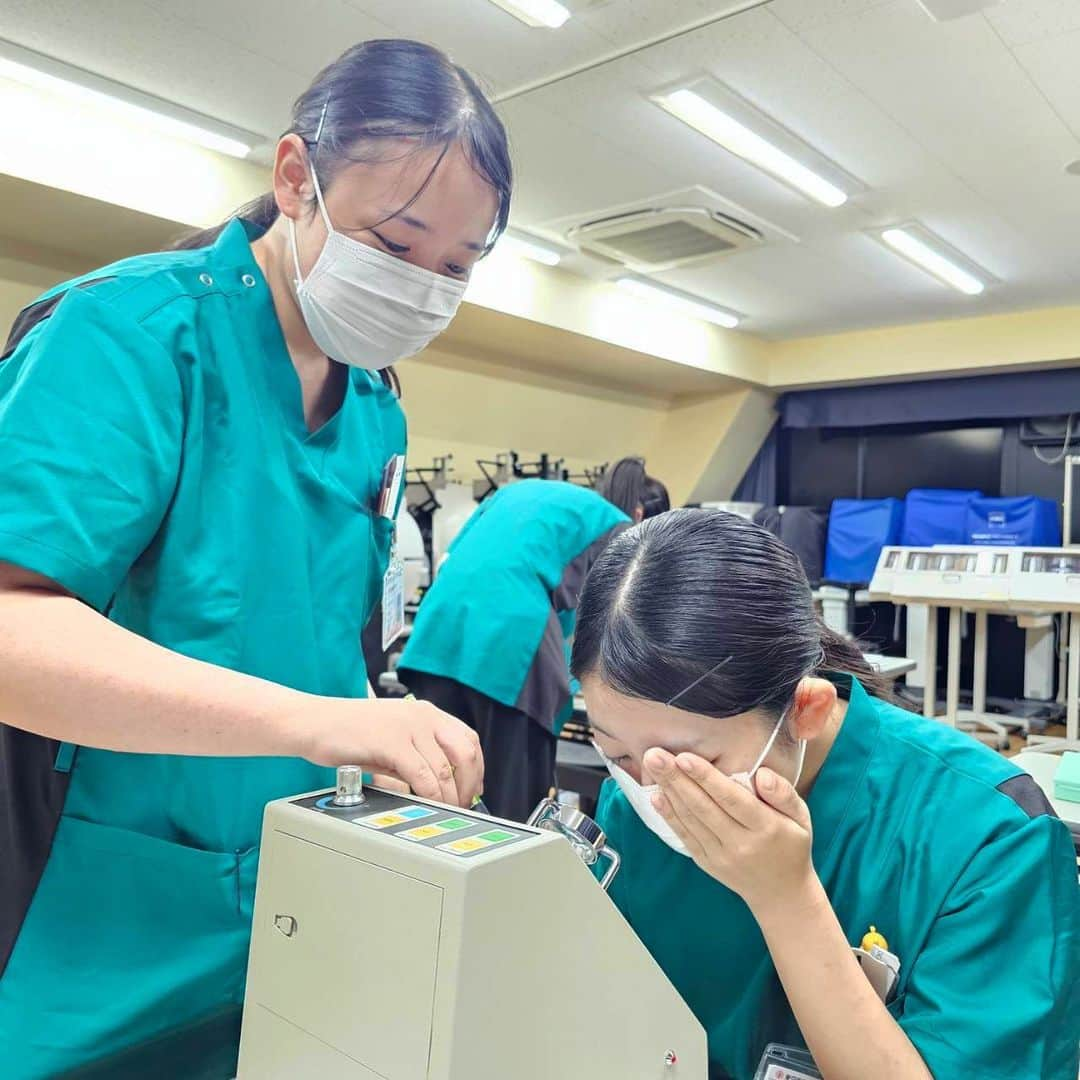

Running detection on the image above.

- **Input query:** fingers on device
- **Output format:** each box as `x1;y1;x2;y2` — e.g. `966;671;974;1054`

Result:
238;770;708;1079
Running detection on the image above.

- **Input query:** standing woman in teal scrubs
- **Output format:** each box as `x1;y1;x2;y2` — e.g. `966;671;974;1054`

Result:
572;509;1080;1080
398;460;669;821
0;40;508;1078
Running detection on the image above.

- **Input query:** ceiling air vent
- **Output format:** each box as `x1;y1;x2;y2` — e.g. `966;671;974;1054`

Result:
566;205;762;272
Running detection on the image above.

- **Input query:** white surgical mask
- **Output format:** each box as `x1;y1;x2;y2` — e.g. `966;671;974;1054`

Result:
593;709;807;858
288;169;467;370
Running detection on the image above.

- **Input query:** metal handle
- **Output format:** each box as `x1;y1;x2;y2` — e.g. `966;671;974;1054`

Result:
596;845;621;892
527;798;622;891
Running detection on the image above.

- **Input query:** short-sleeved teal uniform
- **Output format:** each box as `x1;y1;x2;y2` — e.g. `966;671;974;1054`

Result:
398;479;628;731
0;219;405;1078
598;676;1080;1080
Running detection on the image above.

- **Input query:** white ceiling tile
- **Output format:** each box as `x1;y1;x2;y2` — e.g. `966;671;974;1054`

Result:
985;0;1080;47
577;0;761;47
151;0;395;86
768;0;897;33
344;0;614;94
499;94;684;223
0;0;308;135
797;1;1067;140
1009;29;1080;140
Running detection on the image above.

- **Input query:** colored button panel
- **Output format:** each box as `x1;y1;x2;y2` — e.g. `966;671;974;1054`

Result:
400;817;472;842
353;805;435;829
439;829;518;856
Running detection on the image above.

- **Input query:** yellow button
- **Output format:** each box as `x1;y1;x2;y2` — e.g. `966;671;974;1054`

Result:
402;825;444;841
444;837;489;854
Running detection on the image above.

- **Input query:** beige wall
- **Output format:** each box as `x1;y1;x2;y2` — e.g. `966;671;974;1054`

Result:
0;242;90;332
0;236;98;333
0;275;43;333
769;304;1080;388
644;387;777;506
400;350;667;484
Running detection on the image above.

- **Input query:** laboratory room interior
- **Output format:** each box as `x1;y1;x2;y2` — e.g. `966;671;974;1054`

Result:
1;1;1080;1079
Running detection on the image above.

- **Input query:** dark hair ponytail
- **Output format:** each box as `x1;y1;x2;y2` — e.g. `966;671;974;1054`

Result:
597;457;670;520
571;508;898;726
816;621;898;704
173;39;512;251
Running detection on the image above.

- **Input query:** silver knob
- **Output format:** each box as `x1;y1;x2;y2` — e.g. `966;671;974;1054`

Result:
333;765;365;807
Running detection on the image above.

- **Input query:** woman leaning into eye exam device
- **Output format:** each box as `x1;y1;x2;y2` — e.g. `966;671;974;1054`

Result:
573;508;1080;1080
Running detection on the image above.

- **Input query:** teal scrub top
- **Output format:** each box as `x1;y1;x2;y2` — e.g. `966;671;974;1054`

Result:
398;479;628;725
598;676;1080;1080
0;218;405;1078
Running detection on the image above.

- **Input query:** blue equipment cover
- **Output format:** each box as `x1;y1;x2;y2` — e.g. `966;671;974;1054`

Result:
901;489;982;547
825;498;904;584
964;496;1061;547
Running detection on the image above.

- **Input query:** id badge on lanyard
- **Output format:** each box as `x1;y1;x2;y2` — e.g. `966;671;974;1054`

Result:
754;1044;821;1080
382;544;406;650
377;453;407;650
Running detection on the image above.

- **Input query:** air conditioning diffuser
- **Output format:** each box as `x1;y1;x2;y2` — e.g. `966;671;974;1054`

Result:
566;205;762;272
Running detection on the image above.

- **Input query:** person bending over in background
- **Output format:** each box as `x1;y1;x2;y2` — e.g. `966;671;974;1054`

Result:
399;459;669;820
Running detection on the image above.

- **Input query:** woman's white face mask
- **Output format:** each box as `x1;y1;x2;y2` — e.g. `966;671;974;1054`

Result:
594;708;807;857
288;168;467;370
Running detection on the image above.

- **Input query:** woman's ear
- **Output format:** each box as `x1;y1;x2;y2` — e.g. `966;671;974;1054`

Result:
272;134;312;222
790;677;837;741
633;505;645;524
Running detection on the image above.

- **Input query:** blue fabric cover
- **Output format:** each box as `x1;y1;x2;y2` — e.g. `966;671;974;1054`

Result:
965;496;1061;547
825;498;904;584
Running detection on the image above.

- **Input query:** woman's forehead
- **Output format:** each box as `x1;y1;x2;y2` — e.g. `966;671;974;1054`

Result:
582;676;749;750
331;141;499;241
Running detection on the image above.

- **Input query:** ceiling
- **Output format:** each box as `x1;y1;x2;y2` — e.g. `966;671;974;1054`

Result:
2;0;1080;338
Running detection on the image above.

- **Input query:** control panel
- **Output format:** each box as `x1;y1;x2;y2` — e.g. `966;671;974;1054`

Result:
293;786;533;859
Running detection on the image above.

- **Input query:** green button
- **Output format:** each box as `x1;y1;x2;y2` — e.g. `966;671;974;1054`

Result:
478;830;515;843
437;818;470;832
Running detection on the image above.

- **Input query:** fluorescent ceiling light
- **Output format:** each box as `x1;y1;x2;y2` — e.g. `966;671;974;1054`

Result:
0;43;255;158
488;0;572;29
655;87;848;208
499;232;562;266
616;277;740;329
880;228;985;295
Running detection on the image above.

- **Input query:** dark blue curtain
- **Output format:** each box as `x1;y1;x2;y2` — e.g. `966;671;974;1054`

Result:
779;366;1080;430
733;420;778;505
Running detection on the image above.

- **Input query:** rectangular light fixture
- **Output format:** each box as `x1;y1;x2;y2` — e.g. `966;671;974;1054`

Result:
499;232;562;266
0;40;256;158
616;277;740;329
653;85;849;208
880;227;986;295
487;0;572;29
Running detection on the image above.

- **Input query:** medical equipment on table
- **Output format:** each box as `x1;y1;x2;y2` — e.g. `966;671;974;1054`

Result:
869;546;1080;750
237;768;707;1079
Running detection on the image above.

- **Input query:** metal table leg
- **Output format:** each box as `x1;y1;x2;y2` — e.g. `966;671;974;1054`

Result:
945;607;961;727
957;609;1013;749
923;604;938;719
